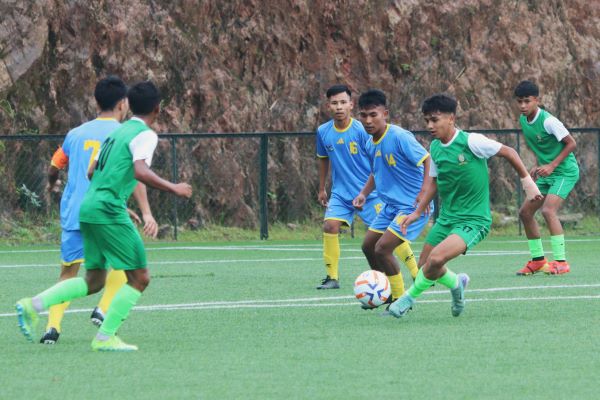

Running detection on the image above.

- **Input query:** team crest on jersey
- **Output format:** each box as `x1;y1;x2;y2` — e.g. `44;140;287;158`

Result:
326;145;334;152
337;138;344;145
536;134;543;142
458;154;467;165
375;150;382;157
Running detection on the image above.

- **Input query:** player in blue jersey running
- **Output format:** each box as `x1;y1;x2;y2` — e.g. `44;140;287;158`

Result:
316;85;384;289
42;76;157;344
353;89;432;309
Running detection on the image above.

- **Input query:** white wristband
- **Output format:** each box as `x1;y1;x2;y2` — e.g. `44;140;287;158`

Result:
521;176;542;201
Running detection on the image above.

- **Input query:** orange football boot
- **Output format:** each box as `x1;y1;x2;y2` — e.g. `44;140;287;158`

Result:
516;259;549;275
545;260;570;275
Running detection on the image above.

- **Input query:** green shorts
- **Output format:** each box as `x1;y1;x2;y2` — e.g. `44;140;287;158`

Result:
536;174;579;200
425;221;490;253
80;222;146;270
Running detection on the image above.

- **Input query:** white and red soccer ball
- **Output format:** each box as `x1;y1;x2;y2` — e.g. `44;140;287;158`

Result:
353;270;391;308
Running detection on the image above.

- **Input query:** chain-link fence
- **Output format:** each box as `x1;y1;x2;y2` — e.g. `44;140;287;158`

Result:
1;128;599;240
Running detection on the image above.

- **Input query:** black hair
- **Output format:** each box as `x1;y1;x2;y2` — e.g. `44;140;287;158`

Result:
94;75;127;111
421;94;457;114
358;89;386;109
514;80;539;97
128;81;161;116
326;84;351;98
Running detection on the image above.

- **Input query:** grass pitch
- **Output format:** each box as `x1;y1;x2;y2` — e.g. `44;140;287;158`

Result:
1;236;599;399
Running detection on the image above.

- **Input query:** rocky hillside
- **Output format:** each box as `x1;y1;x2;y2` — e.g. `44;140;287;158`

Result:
1;0;599;227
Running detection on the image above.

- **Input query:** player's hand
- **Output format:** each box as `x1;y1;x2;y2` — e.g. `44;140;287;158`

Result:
173;182;193;198
535;163;555;177
400;212;419;236
318;189;329;207
352;194;365;211
142;213;158;238
529;166;538;179
127;208;142;224
520;175;543;201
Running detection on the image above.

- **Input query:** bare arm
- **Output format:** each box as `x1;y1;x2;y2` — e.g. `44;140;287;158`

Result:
496;145;543;201
47;165;60;192
317;157;330;206
87;160;97;180
352;174;375;210
496;145;529;178
536;135;576;177
132;182;158;238
415;156;433;213
134;160;192;198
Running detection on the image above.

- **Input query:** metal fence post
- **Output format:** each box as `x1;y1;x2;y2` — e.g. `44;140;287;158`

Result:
171;137;179;240
259;135;269;239
516;131;522;236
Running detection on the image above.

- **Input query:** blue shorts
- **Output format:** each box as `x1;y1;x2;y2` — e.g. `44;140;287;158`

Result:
61;229;84;266
324;193;383;227
368;203;430;242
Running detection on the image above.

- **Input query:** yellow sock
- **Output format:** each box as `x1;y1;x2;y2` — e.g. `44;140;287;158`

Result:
394;241;418;279
47;301;70;333
323;233;340;280
97;269;128;314
388;273;405;300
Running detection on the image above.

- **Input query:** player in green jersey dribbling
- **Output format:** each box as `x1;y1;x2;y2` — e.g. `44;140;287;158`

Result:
514;80;579;276
388;94;542;319
16;81;192;351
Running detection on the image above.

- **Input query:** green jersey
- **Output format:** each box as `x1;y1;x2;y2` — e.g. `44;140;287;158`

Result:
430;130;501;226
80;118;158;224
519;109;578;177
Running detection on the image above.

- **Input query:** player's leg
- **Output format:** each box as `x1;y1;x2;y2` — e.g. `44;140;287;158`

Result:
319;219;343;289
390;212;430;279
92;223;147;351
373;231;405;301
42;262;80;344
318;194;352;289
542;192;570;275
42;229;84;344
16;224;106;342
92;268;128;326
517;182;548;275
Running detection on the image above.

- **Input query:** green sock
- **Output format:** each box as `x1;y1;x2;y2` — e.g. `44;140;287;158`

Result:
527;238;544;259
99;284;142;336
437;269;458;289
36;277;88;310
407;269;435;299
551;234;566;261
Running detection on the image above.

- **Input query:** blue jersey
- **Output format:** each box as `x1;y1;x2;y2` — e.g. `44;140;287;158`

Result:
366;124;430;209
316;118;376;201
58;118;121;230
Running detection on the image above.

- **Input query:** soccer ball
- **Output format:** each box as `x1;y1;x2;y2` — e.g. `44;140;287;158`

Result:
353;270;391;308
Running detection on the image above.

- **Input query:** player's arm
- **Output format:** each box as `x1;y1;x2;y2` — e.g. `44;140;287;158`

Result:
496;145;543;201
317;157;330;207
48;146;68;192
132;182;158;238
133;160;192;198
401;178;437;236
352;174;375;210
87;160;97;180
415;155;433;214
537;135;576;177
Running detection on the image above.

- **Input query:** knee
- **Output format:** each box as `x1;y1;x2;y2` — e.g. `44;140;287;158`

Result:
361;241;373;257
427;253;446;269
128;272;150;292
374;241;391;259
323;221;339;234
519;206;533;220
541;206;557;220
85;279;105;295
